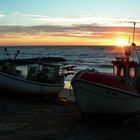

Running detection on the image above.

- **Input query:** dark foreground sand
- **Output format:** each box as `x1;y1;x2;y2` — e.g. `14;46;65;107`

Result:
0;83;140;140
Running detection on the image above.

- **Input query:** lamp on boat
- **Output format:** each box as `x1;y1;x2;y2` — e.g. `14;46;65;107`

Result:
129;67;135;78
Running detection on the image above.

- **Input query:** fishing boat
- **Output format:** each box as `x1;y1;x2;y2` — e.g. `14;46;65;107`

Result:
0;62;65;97
0;49;74;97
71;22;140;118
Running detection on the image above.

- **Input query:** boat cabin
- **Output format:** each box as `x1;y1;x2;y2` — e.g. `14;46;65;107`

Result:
112;57;140;85
27;63;64;83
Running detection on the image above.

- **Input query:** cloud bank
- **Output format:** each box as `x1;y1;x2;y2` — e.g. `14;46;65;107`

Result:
0;12;140;45
0;25;137;39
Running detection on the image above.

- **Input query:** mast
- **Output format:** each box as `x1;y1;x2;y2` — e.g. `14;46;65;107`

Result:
132;22;136;43
131;22;140;62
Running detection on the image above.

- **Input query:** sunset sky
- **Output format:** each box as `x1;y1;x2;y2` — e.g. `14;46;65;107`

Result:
0;0;140;46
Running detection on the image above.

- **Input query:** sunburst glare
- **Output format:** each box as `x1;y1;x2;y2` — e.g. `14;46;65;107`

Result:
111;39;129;54
115;39;129;47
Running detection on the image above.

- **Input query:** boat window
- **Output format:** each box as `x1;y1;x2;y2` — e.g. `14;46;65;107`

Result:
120;67;126;77
113;65;118;76
129;67;135;78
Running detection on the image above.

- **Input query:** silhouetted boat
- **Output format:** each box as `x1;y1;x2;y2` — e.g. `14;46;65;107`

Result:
71;22;140;118
0;49;73;97
0;62;65;97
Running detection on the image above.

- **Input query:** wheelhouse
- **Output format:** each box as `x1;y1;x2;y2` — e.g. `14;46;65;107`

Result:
112;57;140;85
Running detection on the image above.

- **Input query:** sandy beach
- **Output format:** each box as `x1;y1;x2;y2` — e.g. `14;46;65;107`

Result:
0;81;140;140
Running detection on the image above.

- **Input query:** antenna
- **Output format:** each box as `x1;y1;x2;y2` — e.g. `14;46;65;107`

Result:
14;50;20;61
132;22;136;43
128;22;136;45
128;37;131;43
130;22;140;62
4;48;9;59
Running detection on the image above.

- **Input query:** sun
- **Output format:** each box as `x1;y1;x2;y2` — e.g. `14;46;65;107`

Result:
112;39;129;54
115;39;128;47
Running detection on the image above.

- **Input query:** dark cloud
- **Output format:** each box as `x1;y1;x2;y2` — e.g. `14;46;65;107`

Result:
0;25;131;32
0;25;139;39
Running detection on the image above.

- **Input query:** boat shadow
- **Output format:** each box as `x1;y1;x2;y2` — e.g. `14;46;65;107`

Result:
0;90;59;103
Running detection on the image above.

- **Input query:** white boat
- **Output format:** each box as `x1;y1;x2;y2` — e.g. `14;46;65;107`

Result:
0;49;66;97
71;23;140;118
0;63;64;97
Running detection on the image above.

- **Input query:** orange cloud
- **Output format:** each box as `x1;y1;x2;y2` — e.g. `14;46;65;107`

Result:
0;25;140;46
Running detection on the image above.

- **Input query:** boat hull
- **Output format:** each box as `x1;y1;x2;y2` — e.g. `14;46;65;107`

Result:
71;71;140;116
0;72;64;96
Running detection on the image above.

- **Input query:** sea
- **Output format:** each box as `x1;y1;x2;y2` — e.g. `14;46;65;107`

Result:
0;45;139;81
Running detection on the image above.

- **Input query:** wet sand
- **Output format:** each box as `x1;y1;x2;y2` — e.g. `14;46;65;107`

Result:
0;82;140;140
